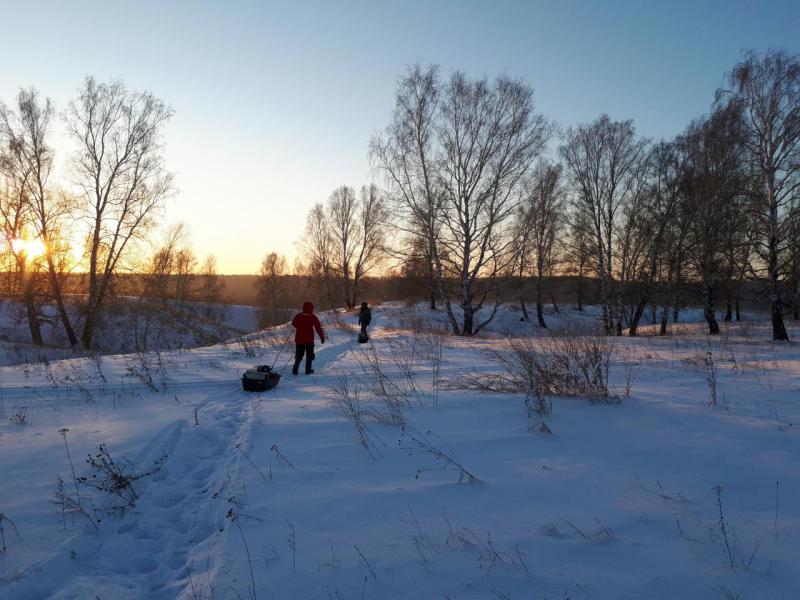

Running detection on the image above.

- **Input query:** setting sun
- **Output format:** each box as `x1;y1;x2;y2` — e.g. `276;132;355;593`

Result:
11;237;46;259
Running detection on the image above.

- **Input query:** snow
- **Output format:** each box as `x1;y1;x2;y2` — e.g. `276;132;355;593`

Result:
0;303;798;599
0;299;260;367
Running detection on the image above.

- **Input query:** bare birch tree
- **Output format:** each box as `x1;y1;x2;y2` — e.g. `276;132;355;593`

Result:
679;104;747;335
371;65;445;314
718;50;800;341
374;65;552;335
172;247;196;311
197;254;225;320
327;185;358;308
257;251;288;326
516;160;565;327
0;88;79;345
303;202;336;309
65;77;173;348
142;222;189;306
614;165;652;333
350;184;387;306
564;209;594;312
0;176;44;344
510;208;534;322
625;142;682;336
324;184;386;309
560;115;647;334
437;73;552;334
787;202;800;320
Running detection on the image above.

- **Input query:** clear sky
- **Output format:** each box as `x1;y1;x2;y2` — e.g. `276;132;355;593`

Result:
1;0;799;273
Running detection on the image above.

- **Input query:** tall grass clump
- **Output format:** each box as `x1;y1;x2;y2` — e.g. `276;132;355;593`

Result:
460;325;615;410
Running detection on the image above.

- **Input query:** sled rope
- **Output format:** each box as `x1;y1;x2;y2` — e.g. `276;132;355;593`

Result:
277;351;296;376
270;331;295;374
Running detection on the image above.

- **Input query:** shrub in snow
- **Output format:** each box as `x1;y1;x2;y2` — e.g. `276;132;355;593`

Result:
76;444;165;520
270;444;297;470
388;337;423;406
8;406;29;426
711;485;762;571
328;374;382;458
399;428;481;484
125;350;168;391
460;327;615;410
0;512;21;553
705;351;718;407
419;329;446;407
356;342;409;425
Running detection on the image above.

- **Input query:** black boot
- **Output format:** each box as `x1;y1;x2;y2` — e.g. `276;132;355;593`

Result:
292;363;299;376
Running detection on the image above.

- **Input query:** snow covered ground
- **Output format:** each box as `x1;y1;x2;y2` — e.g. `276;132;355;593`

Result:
0;303;798;599
0;299;261;367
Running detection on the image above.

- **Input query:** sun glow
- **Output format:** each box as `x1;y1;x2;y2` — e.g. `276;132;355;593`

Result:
69;237;85;264
11;237;46;259
11;238;26;254
71;245;84;264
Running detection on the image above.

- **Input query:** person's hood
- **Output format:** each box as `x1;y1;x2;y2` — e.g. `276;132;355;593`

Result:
303;301;314;313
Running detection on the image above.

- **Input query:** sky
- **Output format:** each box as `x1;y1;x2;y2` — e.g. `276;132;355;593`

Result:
1;0;799;274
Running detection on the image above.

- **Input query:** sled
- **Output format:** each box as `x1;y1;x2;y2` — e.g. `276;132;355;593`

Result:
357;331;370;344
242;365;281;392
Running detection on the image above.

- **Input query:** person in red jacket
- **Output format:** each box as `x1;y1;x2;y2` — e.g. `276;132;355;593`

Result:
291;301;325;375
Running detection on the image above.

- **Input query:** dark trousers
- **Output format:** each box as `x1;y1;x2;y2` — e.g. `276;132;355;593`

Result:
360;323;368;335
293;343;315;374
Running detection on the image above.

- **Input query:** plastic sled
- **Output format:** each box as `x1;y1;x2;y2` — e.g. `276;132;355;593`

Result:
242;365;281;392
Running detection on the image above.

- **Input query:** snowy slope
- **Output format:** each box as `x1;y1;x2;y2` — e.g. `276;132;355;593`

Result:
0;300;261;367
0;305;798;599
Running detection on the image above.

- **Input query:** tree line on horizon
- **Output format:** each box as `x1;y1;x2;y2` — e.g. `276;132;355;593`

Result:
2;50;800;347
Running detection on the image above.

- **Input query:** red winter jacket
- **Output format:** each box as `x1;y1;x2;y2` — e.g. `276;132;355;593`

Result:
291;302;325;345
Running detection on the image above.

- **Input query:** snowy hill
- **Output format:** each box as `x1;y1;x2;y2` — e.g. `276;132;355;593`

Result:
0;299;262;367
0;304;798;599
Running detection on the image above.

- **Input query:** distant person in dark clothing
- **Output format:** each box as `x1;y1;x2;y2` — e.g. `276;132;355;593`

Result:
291;301;325;375
358;302;372;336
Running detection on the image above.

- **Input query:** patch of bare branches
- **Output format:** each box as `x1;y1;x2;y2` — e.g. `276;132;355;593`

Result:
356;342;410;425
399;428;480;484
328;374;383;458
453;327;616;411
